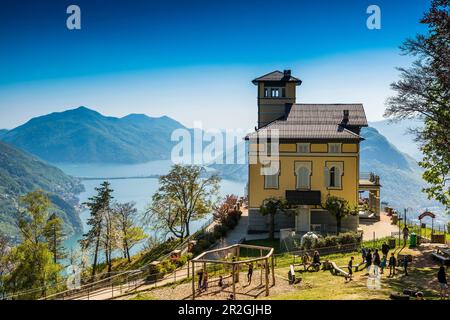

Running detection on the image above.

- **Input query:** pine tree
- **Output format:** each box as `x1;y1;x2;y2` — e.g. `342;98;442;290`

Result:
43;213;67;264
79;181;114;278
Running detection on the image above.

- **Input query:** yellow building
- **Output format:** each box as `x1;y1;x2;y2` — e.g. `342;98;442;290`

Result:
246;70;380;234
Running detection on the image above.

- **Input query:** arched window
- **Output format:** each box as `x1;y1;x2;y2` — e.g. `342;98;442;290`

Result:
296;166;310;189
329;166;341;188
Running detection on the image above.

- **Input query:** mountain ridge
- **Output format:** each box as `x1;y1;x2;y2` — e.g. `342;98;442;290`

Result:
1;107;187;164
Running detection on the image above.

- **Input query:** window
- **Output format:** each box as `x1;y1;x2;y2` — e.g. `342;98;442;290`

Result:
329;143;341;153
297;143;310;153
264;173;279;189
264;87;285;98
329;166;341;188
296;166;310;189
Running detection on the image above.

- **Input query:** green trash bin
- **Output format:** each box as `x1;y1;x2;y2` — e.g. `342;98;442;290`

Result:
409;233;417;248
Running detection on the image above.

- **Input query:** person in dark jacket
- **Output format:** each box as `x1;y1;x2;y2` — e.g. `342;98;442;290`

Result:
403;256;409;276
373;249;381;276
365;249;373;275
381;242;390;256
437;266;448;299
389;253;397;277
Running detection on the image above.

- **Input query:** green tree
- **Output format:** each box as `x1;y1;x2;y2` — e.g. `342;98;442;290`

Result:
3;191;62;299
323;196;357;235
43;213;67;264
114;202;147;262
80;181;114;278
384;0;450;211
259;198;288;241
146;165;220;240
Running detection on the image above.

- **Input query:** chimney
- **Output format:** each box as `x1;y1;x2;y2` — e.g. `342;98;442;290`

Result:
343;110;349;124
283;69;291;78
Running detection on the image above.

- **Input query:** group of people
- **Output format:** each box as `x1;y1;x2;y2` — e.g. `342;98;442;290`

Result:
301;251;322;271
359;242;406;278
196;269;209;292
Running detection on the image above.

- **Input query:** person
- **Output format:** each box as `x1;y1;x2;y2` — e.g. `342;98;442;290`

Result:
437;266;448;299
202;270;209;292
218;275;224;289
227;294;234;300
380;254;387;275
365;249;373;275
302;253;310;270
402;226;409;245
388;253;397;277
361;247;367;263
197;269;204;290
373;249;381;277
403;255;409;276
346;256;354;282
247;263;254;284
381;242;390;257
312;251;321;271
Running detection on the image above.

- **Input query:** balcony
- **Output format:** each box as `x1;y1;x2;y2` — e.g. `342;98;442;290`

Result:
285;190;321;206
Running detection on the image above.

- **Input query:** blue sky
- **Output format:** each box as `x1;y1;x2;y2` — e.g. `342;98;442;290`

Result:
0;0;430;129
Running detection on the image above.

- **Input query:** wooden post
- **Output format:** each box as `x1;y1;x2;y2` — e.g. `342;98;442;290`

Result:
271;255;275;286
232;264;236;300
191;261;195;300
265;258;269;296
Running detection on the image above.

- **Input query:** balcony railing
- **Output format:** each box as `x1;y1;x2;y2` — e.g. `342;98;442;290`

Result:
360;172;380;185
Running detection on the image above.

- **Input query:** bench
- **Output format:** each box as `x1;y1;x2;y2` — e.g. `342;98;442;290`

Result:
339;263;363;272
431;252;450;266
330;261;350;278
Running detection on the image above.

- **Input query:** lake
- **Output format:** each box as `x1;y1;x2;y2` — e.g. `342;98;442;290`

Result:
56;160;246;262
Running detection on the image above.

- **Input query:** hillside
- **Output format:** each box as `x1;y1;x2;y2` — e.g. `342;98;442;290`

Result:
0;141;84;239
369;119;423;160
1;107;186;164
210;127;441;213
0;129;7;138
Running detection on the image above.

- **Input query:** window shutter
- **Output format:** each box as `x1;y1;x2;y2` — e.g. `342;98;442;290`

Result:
335;167;341;187
324;167;330;187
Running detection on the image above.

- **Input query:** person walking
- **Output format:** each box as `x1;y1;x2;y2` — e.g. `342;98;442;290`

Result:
197;269;204;291
346;256;354;282
365;249;373;275
380;254;387;275
437;266;448;300
247;263;254;284
403;255;409;276
373;249;381;277
361;247;367;264
202;270;209;292
388;253;397;277
381;242;390;257
402;226;410;246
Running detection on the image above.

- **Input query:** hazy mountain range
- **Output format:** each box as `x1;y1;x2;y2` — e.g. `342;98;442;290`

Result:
0;107;186;164
369;119;423;160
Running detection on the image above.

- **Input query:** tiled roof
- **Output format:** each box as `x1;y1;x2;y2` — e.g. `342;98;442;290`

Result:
252;70;302;84
287;104;368;127
246;104;367;141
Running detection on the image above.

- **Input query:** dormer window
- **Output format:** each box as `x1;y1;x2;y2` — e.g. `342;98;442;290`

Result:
264;86;286;98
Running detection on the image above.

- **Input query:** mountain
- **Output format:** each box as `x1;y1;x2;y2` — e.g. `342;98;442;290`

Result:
210;127;442;213
0;129;7;138
369;119;423;160
0;141;84;240
1;107;186;164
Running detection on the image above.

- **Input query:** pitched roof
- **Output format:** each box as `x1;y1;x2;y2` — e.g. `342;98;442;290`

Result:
252;70;302;85
246;104;368;141
286;104;368;127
